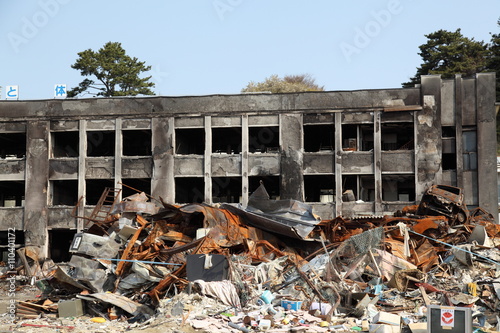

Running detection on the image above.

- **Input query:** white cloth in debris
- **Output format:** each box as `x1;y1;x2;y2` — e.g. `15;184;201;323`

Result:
396;222;411;258
193;279;241;309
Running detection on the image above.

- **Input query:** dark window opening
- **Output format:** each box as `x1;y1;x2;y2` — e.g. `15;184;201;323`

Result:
51;132;79;158
442;126;456;138
304;175;335;202
212;177;242;203
175;177;205;203
87;131;115;157
249;176;280;199
342;124;373;151
0;230;24;264
0;181;24;207
85;179;115;205
49;229;76;262
381;123;414;151
121;179;151;199
0;133;26;159
442;153;457;171
212;128;241;154
51;180;78;206
304;124;334;152
342;175;358;201
249;126;279;153
359;176;375;202
382;176;415;201
176;128;205;155
123;130;151;156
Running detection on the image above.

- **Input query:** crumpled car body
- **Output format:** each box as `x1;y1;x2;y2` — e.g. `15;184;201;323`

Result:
416;185;469;225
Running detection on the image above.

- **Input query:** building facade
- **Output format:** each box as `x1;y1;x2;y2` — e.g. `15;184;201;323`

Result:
0;74;497;259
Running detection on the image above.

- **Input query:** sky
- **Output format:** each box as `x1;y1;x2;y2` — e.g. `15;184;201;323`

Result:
1;0;500;100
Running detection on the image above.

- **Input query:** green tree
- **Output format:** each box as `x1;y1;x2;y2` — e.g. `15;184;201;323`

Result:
68;42;155;97
403;29;489;87
242;74;324;93
488;20;500;101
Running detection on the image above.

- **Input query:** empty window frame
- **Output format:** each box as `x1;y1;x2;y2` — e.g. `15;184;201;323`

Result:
51;180;78;206
304;124;334;152
51;131;79;158
212;128;242;154
249;126;279;153
342;175;375;202
380;123;414;151
175;177;205;203
0;133;26;159
304;175;335;203
121;179;151;199
249;176;280;199
0;181;24;207
49;229;77;262
175;128;205;155
87;131;115;157
442;126;456;170
123;130;151;156
342;124;373;151
382;175;415;201
85;179;115;205
212;177;242;203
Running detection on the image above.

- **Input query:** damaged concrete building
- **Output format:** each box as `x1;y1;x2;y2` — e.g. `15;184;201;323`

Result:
0;73;497;260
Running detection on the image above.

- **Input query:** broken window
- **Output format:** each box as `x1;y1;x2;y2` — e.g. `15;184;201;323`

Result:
382;175;415;201
51;131;79;158
49;229;77;262
121;179;151;198
122;130;151;156
212;177;242;203
87;131;115;157
249;126;279;153
442;126;456;171
175;128;205;155
342;176;375;202
304;124;334;152
304;175;335;202
381;123;414;151
0;132;26;159
0;181;24;207
85;179;115;205
175;177;205;203
51;180;78;206
342;124;373;151
212;128;241;154
342;175;358;201
249;176;280;199
462;129;477;171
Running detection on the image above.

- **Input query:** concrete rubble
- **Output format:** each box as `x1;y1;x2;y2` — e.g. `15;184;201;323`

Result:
2;183;500;332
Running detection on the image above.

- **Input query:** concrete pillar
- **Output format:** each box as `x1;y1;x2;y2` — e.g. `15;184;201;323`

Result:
475;73;498;222
77;120;87;231
24;121;49;258
241;115;249;206
204;116;212;204
455;75;464;189
415;75;442;199
114;118;122;201
335;113;343;217
151;117;174;203
373;111;382;214
279;114;303;201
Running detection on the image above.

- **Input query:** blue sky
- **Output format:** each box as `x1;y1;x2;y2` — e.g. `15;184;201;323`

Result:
1;0;499;100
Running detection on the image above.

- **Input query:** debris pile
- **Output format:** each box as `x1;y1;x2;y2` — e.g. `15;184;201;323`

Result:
2;183;500;332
